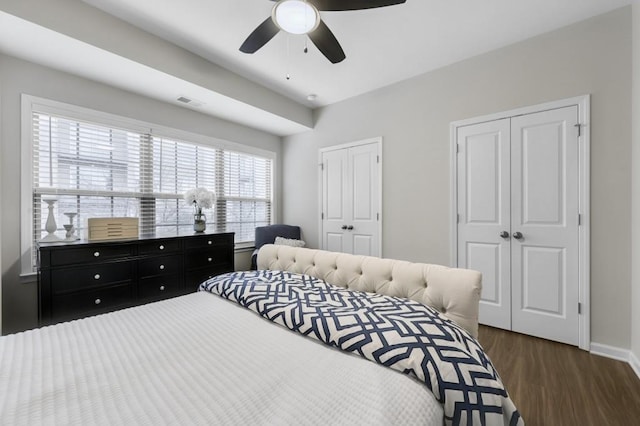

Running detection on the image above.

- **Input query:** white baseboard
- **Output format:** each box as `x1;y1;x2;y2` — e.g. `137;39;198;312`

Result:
590;342;631;362
591;342;640;380
630;351;640;380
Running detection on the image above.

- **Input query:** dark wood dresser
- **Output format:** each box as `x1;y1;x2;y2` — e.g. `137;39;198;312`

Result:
38;232;234;326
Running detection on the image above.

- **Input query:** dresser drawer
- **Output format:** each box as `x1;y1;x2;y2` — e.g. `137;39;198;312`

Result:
52;283;132;320
49;244;134;266
51;261;134;293
139;255;182;278
139;239;181;255
185;246;232;269
185;233;233;250
139;274;183;301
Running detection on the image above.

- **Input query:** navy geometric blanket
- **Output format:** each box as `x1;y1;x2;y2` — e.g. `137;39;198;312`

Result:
200;270;523;426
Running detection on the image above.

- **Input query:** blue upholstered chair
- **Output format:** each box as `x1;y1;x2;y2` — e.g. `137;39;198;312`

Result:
251;224;301;270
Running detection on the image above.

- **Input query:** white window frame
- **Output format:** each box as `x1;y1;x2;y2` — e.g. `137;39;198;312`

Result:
20;94;277;275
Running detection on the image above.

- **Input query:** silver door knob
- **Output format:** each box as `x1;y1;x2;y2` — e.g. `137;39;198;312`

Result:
341;225;348;230
499;231;510;238
513;232;523;240
347;226;354;230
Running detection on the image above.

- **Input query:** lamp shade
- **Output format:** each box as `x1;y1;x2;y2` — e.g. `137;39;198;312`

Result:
273;0;320;35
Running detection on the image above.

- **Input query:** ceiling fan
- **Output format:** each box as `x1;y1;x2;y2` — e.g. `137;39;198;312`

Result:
240;0;407;64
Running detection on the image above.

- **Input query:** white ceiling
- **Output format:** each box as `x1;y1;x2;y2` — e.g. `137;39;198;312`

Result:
0;0;632;136
83;0;632;107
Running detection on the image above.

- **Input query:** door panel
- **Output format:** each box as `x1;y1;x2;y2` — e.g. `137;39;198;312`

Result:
466;242;501;304
520;246;565;315
511;106;579;345
466;132;503;224
326;233;344;253
457;118;511;330
521;122;565;225
353;235;373;256
352;150;374;221
325;150;347;220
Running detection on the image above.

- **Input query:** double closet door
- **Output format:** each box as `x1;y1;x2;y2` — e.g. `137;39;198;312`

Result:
320;140;381;257
456;106;581;346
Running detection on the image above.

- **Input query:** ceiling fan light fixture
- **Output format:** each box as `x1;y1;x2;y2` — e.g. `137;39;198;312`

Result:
272;0;320;35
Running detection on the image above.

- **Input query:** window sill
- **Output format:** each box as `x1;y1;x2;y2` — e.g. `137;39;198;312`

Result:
20;272;37;284
235;244;256;253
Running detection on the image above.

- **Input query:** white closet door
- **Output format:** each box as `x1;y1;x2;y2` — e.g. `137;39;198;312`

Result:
456;119;512;330
322;148;350;253
348;143;379;256
321;141;380;257
510;106;580;345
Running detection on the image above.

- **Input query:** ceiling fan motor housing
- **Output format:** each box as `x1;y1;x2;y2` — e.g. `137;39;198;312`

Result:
272;0;320;35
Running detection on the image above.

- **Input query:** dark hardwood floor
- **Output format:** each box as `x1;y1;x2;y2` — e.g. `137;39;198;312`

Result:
478;326;640;426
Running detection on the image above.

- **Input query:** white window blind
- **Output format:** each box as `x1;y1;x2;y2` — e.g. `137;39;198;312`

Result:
31;111;272;268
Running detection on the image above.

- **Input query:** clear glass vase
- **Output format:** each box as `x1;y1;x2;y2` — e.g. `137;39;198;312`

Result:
194;213;206;232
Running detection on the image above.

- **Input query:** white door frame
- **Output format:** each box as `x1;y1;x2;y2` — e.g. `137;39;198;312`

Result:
318;137;383;257
449;95;591;350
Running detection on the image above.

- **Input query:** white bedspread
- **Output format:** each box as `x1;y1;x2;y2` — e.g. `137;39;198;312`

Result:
0;292;443;425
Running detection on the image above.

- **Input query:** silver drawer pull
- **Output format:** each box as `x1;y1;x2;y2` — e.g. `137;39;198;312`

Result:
159;265;165;270
95;298;101;305
94;274;101;280
208;257;212;262
159;245;164;250
207;240;212;245
159;285;165;291
94;251;100;257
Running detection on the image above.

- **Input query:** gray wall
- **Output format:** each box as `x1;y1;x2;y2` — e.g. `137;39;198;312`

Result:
632;3;640;363
283;8;632;349
0;53;282;335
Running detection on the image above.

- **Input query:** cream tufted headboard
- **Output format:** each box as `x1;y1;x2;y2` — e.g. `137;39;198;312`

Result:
257;245;482;338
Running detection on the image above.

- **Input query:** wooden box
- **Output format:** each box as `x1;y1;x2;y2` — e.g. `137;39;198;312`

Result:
87;217;139;241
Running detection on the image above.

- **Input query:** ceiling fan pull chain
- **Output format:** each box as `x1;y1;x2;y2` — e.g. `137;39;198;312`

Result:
286;34;291;80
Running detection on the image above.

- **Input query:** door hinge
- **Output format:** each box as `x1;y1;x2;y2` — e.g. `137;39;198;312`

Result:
457;214;460;223
377;213;380;221
320;163;324;171
321;212;324;220
376;155;380;164
578;302;582;315
456;144;460;154
575;123;582;137
578;213;582;226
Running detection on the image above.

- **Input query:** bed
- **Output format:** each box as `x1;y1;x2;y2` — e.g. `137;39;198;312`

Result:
0;245;522;425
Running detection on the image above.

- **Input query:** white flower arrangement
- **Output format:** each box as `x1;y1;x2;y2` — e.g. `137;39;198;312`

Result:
184;187;216;215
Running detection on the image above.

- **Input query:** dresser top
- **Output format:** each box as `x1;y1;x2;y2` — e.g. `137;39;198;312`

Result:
38;228;234;249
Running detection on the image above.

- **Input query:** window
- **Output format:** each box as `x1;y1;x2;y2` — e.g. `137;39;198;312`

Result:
23;97;274;272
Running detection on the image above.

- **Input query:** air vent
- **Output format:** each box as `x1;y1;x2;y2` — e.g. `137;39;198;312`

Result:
176;96;204;107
